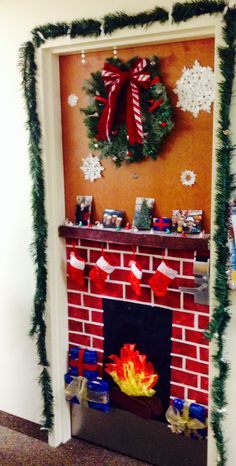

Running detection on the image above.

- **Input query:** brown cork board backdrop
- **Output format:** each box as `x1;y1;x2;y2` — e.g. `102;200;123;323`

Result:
59;38;214;232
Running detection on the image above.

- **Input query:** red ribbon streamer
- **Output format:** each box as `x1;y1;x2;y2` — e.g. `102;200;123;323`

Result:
148;99;163;113
150;76;161;86
97;59;151;145
77;348;85;375
95;95;107;104
70;359;97;373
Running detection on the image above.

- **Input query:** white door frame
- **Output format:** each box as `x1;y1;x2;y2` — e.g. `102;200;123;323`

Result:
36;16;226;466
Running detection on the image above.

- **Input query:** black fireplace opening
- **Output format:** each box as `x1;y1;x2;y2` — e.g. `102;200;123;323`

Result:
103;299;172;415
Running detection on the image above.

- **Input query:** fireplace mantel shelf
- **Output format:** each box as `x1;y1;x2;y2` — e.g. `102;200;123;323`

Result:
58;225;210;251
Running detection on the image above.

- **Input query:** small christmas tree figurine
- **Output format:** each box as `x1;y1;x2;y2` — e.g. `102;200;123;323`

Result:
136;199;152;230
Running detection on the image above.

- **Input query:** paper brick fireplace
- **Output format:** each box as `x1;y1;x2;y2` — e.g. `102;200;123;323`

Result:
65;236;209;407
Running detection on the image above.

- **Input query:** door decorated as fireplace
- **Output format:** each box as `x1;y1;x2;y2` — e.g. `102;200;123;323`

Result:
61;37;212;466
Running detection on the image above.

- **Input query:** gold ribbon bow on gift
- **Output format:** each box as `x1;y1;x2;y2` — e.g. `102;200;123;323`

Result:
65;376;88;403
165;403;207;438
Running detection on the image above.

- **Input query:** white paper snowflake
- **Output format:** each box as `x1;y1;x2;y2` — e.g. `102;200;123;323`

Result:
181;169;196;187
174;60;214;118
80;154;104;182
67;94;79;107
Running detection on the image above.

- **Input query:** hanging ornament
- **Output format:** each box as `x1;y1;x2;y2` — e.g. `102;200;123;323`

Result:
67;94;79;107
174;60;214;118
223;129;231;136
81;50;86;64
180;169;196;187
81;56;174;166
113;46;118;57
80;154;104;182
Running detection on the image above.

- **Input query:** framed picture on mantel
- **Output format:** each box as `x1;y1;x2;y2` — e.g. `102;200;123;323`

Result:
75;195;92;226
133;197;155;230
102;209;124;229
171;210;203;234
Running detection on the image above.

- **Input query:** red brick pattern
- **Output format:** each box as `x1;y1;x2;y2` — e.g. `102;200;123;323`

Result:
66;240;210;407
171;368;198;388
171;383;185;399
171;356;183;368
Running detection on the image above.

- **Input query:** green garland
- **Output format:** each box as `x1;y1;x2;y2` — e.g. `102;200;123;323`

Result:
103;7;169;34
20;4;236;462
172;0;226;22
205;10;236;464
172;5;236;466
31;19;101;47
81;56;174;166
19;41;53;431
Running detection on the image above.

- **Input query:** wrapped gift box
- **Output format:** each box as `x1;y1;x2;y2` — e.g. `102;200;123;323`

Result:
153;217;171;232
87;378;110;413
173;398;206;423
170;398;208;440
64;373;80;404
69;347;98;380
64;372;88;404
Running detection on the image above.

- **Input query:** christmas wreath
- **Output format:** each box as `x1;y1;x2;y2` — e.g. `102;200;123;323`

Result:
81;56;174;166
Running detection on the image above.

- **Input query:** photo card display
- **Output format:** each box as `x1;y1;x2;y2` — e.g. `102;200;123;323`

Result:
75;195;92;226
102;209;124;229
133;197;155;230
171;209;203;234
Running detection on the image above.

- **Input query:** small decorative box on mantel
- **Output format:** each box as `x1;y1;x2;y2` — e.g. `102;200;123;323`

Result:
153;217;171;232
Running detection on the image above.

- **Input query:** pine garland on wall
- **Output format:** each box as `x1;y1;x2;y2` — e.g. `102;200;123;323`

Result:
19;41;54;431
205;10;236;464
19;4;236;465
172;0;226;22
103;6;169;34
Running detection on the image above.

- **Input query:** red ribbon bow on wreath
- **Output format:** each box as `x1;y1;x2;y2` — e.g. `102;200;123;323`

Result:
97;58;151;145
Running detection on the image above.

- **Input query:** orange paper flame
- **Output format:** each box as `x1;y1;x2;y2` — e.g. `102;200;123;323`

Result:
105;343;158;397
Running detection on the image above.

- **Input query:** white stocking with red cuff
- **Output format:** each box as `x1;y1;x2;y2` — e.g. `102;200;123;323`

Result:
149;260;178;297
68;251;85;287
128;260;143;296
89;255;115;290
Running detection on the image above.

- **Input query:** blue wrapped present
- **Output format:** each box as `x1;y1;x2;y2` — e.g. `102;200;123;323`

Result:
173;398;206;423
153;217;171;232
166;398;207;440
69;347;98;380
87;379;110;413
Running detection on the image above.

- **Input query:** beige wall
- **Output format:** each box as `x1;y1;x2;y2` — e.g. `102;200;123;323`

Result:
1;1;236;465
